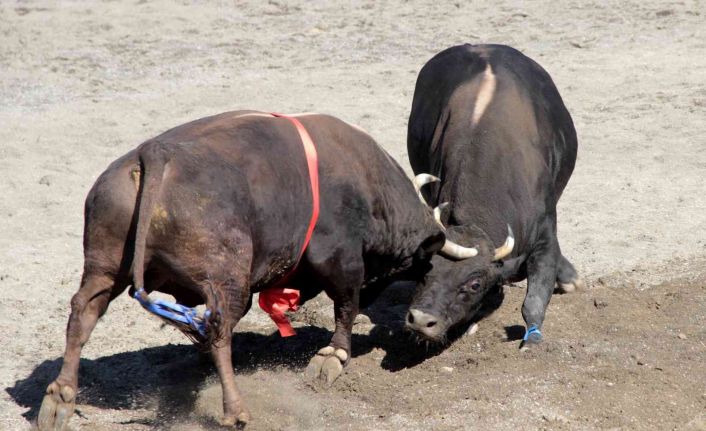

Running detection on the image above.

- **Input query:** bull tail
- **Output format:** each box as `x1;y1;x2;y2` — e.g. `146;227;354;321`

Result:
131;140;222;347
131;140;168;295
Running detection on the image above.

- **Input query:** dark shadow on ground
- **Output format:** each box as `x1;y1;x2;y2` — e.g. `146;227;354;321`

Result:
5;327;333;429
6;282;506;428
356;281;507;371
5;343;211;427
504;325;526;341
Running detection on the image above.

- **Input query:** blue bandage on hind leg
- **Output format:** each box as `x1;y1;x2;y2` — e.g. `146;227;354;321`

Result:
132;288;210;338
523;324;542;341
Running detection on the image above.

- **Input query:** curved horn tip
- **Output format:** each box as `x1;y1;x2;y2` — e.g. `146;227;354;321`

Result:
432;202;449;229
440;241;478;260
432;202;449;214
413;173;440;206
493;224;515;261
413;173;440;185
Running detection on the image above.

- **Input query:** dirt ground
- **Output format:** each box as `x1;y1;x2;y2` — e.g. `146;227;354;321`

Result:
1;0;705;430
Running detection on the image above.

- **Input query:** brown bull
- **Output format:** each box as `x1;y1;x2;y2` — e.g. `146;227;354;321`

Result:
37;111;476;429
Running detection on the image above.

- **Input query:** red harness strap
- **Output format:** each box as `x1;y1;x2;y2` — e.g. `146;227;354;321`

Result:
257;113;320;337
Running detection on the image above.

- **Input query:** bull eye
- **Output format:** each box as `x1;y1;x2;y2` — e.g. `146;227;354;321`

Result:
459;279;482;299
469;280;481;293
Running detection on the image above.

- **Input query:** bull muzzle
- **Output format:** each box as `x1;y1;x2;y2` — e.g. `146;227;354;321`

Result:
406;308;444;340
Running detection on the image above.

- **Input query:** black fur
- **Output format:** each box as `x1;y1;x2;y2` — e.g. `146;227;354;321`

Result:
407;44;580;343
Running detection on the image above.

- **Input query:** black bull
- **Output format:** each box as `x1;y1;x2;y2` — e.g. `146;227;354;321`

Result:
37;111;473;429
405;44;583;345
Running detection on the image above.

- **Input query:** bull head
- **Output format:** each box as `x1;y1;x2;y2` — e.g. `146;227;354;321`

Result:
408;174;515;342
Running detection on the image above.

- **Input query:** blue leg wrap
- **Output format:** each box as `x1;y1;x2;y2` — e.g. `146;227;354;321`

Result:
523;324;542;342
133;288;210;338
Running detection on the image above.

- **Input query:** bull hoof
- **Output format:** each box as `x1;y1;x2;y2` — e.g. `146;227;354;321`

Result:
556;277;584;294
220;416;236;427
219;409;251;428
519;325;543;351
304;346;348;386
37;381;76;431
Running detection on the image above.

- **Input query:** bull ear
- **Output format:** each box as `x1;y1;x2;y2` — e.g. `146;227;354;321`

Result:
495;254;526;282
415;231;446;261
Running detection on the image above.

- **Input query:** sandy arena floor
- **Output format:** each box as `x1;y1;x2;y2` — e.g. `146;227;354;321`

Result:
1;1;705;430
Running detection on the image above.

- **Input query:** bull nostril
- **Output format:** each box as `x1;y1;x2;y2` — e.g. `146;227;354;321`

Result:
408;309;439;331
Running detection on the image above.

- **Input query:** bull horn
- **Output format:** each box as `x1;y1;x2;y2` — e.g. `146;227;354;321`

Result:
440;239;478;259
493;225;515;261
413;173;440;205
432;202;449;228
433;202;477;259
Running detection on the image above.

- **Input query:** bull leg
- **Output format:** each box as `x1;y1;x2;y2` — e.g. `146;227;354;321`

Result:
521;232;560;349
211;320;250;426
304;247;364;386
38;273;122;431
206;269;252;427
555;253;583;293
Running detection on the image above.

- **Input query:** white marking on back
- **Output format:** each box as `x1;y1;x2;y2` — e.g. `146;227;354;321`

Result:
231;111;380;154
261;112;368;133
286;112;318;117
231;112;371;134
231;112;275;119
232;112;319;119
338;118;370;135
471;64;497;127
